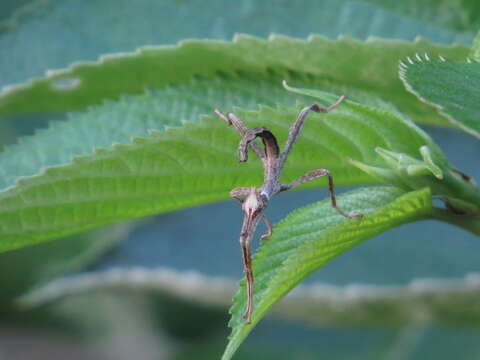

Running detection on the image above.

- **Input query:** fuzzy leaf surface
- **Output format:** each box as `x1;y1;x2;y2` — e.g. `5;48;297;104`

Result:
0;0;474;90
0;35;469;129
400;57;480;138
284;82;480;216
223;187;432;360
0;75;370;191
0;83;442;251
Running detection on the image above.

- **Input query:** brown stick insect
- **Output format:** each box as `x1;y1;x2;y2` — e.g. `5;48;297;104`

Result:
214;92;362;324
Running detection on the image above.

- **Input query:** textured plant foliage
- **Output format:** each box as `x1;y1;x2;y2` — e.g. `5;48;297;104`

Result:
284;83;480;215
0;0;475;90
0;79;446;252
0;35;469;127
0;2;479;357
223;187;432;360
400;56;480;138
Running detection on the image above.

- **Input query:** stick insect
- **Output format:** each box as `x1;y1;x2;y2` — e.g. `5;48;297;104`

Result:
214;93;362;324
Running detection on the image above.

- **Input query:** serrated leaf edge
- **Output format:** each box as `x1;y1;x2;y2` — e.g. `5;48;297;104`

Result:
399;56;480;139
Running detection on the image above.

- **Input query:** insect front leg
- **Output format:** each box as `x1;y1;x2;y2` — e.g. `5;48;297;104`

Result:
279;95;345;167
214;109;265;161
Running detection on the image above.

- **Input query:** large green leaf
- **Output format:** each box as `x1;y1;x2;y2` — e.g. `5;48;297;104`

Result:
223;187;432;360
284;82;480;215
0;85;442;252
0;77;304;190
400;57;480;138
0;0;474;90
0;35;469;128
0;75;442;190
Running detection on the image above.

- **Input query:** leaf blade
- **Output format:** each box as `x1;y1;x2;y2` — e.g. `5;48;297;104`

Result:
0;35;470;129
223;187;432;360
0;81;446;252
1;0;475;91
400;58;480;138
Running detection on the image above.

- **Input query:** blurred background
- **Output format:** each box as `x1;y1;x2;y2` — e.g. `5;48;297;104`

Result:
1;1;480;359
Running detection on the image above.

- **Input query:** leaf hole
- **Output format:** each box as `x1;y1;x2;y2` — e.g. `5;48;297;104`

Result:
50;77;81;91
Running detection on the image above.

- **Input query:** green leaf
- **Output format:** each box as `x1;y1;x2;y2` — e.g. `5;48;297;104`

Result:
351;144;480;215
0;0;474;90
0;221;132;318
0;75;375;191
471;30;480;61
283;84;480;215
0;35;470;128
223;187;432;360
0;81;444;252
283;81;455;175
22;265;480;328
400;57;480;139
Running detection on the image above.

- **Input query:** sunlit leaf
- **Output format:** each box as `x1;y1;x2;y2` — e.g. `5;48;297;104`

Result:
223;187;432;360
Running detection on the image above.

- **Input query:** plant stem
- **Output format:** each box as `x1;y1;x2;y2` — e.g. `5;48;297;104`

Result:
440;170;480;214
431;207;480;236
